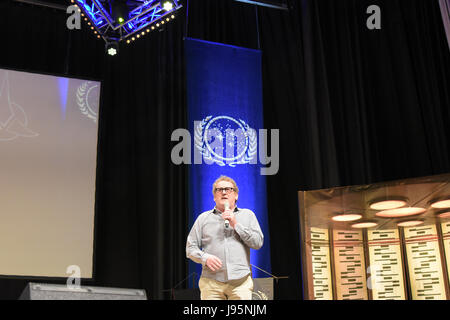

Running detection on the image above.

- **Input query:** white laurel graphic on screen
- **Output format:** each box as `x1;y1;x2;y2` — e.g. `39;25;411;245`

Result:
0;72;39;141
195;115;257;167
77;81;99;123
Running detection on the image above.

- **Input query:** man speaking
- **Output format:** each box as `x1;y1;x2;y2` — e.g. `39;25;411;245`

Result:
186;175;264;300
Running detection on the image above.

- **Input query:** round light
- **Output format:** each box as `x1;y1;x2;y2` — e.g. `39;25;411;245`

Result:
376;207;426;218
437;211;450;218
171;15;175;19
163;1;173;11
431;199;450;209
370;200;406;210
137;34;140;38
161;21;165;24
352;222;378;229
332;214;363;222
397;220;424;227
126;40;130;44
166;18;170;21
156;23;160;27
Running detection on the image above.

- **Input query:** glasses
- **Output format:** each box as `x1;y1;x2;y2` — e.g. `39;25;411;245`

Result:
214;187;235;194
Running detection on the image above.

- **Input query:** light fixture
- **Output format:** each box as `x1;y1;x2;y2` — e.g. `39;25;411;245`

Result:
369;197;407;210
375;207;426;218
113;0;129;25
332;214;363;222
397;220;424;227
436;210;450;219
105;42;119;56
430;198;450;209
351;221;378;229
161;0;175;11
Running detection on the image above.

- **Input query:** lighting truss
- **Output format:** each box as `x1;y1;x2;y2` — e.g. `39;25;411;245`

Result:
72;0;183;43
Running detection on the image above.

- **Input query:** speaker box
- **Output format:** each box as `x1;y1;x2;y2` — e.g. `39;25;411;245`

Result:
19;283;147;300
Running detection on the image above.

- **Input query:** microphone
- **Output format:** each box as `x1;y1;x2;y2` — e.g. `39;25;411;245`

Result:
224;201;230;228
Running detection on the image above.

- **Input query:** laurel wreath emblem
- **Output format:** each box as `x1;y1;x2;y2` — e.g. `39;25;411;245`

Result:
194;115;257;167
77;81;98;123
251;290;269;300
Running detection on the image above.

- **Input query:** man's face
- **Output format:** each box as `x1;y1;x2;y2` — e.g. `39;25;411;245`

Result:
213;180;238;208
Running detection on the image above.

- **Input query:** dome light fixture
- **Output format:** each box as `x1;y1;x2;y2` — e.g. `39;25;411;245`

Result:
351;221;378;229
397;220;424;227
436;210;450;219
332;213;363;222
430;198;450;209
369;197;407;210
375;207;426;218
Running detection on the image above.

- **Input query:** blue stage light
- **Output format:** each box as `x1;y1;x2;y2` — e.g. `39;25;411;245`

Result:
75;0;182;47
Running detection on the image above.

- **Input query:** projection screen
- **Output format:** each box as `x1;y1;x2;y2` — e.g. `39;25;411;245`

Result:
0;68;100;278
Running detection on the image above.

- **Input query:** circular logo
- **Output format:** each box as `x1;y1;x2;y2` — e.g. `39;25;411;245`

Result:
195;115;257;167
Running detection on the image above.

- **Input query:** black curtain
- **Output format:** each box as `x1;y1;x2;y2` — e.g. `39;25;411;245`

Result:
259;0;450;299
0;0;449;300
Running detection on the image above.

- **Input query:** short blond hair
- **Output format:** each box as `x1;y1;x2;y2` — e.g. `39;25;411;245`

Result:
212;175;239;195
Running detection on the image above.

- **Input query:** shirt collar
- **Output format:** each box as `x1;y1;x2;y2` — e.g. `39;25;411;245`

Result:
212;206;239;214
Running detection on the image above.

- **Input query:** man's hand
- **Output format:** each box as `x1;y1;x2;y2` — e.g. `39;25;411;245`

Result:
222;209;237;228
206;255;223;272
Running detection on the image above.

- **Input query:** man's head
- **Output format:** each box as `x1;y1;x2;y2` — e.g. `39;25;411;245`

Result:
212;175;239;209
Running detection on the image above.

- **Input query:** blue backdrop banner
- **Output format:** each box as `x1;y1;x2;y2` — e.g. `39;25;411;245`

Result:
185;38;271;281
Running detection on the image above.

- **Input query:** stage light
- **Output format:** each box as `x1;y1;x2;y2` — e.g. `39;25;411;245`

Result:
397;220;424;227
351;221;378;229
105;42;119;56
375;207;426;218
113;0;129;25
331;214;362;222
161;0;174;11
369;198;407;210
430;198;450;209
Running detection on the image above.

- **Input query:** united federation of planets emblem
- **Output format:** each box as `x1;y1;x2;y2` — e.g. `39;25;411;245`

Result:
194;115;257;167
76;81;99;123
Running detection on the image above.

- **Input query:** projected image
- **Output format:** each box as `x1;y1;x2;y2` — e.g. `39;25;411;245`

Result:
0;69;100;278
